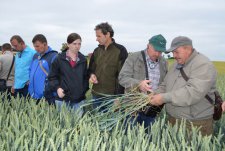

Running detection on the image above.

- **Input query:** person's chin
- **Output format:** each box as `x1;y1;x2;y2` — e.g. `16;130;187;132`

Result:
176;59;181;64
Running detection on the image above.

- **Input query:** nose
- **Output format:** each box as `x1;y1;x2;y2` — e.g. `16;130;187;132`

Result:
156;51;161;57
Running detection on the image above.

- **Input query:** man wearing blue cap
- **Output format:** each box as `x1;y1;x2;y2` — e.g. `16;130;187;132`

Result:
119;34;168;130
150;36;217;136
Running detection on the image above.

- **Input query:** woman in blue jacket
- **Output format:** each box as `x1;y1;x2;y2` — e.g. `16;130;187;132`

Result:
48;33;89;116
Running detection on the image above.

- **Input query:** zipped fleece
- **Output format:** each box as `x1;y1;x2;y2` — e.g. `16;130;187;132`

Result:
48;52;89;103
88;40;128;95
156;50;217;120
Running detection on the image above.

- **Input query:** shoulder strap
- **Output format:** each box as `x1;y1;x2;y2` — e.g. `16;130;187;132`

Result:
39;61;48;76
180;68;189;81
180;68;214;104
141;51;149;80
6;56;15;80
38;50;58;76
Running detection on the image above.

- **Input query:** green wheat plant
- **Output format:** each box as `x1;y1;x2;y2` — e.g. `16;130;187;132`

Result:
83;90;162;131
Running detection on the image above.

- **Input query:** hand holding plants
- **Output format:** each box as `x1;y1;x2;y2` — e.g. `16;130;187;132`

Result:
150;94;164;106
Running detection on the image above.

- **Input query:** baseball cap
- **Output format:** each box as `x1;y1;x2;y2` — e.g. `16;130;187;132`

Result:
149;34;166;52
167;36;192;52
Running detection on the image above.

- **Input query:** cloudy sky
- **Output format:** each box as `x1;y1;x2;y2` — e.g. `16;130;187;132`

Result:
1;0;225;61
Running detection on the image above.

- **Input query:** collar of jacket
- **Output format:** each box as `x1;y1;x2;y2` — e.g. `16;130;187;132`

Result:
38;46;55;60
139;49;162;63
182;49;198;68
139;49;167;72
59;51;86;64
98;38;116;50
2;50;12;55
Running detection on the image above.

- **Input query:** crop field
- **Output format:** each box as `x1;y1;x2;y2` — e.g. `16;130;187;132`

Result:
0;62;224;150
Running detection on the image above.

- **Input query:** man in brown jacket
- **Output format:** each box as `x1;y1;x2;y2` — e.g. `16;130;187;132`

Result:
150;36;217;136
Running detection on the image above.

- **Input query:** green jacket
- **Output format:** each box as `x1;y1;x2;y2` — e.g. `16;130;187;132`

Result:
118;50;168;92
156;50;217;120
88;40;128;95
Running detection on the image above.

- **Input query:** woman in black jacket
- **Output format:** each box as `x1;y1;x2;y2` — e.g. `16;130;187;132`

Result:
48;33;89;115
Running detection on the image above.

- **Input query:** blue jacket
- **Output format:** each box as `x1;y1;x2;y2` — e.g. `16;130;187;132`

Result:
14;46;36;89
28;47;58;99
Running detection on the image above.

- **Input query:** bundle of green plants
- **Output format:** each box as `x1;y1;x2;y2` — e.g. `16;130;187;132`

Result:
83;90;162;131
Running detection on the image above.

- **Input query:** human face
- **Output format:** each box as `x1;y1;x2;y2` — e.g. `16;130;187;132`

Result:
10;39;24;52
172;46;191;64
95;29;110;46
147;45;162;61
33;41;47;54
68;39;81;53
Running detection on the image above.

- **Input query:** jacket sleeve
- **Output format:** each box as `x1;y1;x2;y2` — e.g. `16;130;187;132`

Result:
83;59;89;94
154;60;170;94
115;45;128;94
118;53;141;90
161;62;217;106
154;80;167;94
87;48;97;77
48;56;60;92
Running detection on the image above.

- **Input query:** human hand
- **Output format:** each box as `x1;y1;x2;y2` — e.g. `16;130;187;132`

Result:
139;80;151;93
149;94;164;106
89;74;98;84
57;88;65;98
222;101;225;112
11;87;15;94
113;99;121;112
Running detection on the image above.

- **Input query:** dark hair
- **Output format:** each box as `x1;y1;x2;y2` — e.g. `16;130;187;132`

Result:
67;33;82;44
10;35;25;44
95;22;114;37
2;43;12;51
32;34;47;43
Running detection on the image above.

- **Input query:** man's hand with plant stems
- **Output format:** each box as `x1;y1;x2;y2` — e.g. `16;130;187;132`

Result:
89;74;98;84
149;94;164;106
222;101;225;112
139;80;151;93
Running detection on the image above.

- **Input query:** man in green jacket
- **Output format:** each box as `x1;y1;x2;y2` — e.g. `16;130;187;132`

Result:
88;22;128;109
150;36;217;136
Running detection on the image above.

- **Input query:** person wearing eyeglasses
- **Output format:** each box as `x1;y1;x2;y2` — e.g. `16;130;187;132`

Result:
10;35;36;98
150;36;217;136
118;34;168;130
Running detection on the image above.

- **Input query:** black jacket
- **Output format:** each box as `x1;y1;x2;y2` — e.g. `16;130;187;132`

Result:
48;52;89;103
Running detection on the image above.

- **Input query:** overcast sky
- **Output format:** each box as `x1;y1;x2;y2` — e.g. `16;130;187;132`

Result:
1;0;225;61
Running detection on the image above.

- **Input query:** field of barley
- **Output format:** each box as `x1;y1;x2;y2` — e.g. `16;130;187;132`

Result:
0;61;224;151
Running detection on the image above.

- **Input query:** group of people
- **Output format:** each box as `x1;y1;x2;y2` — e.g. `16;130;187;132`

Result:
0;22;225;136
